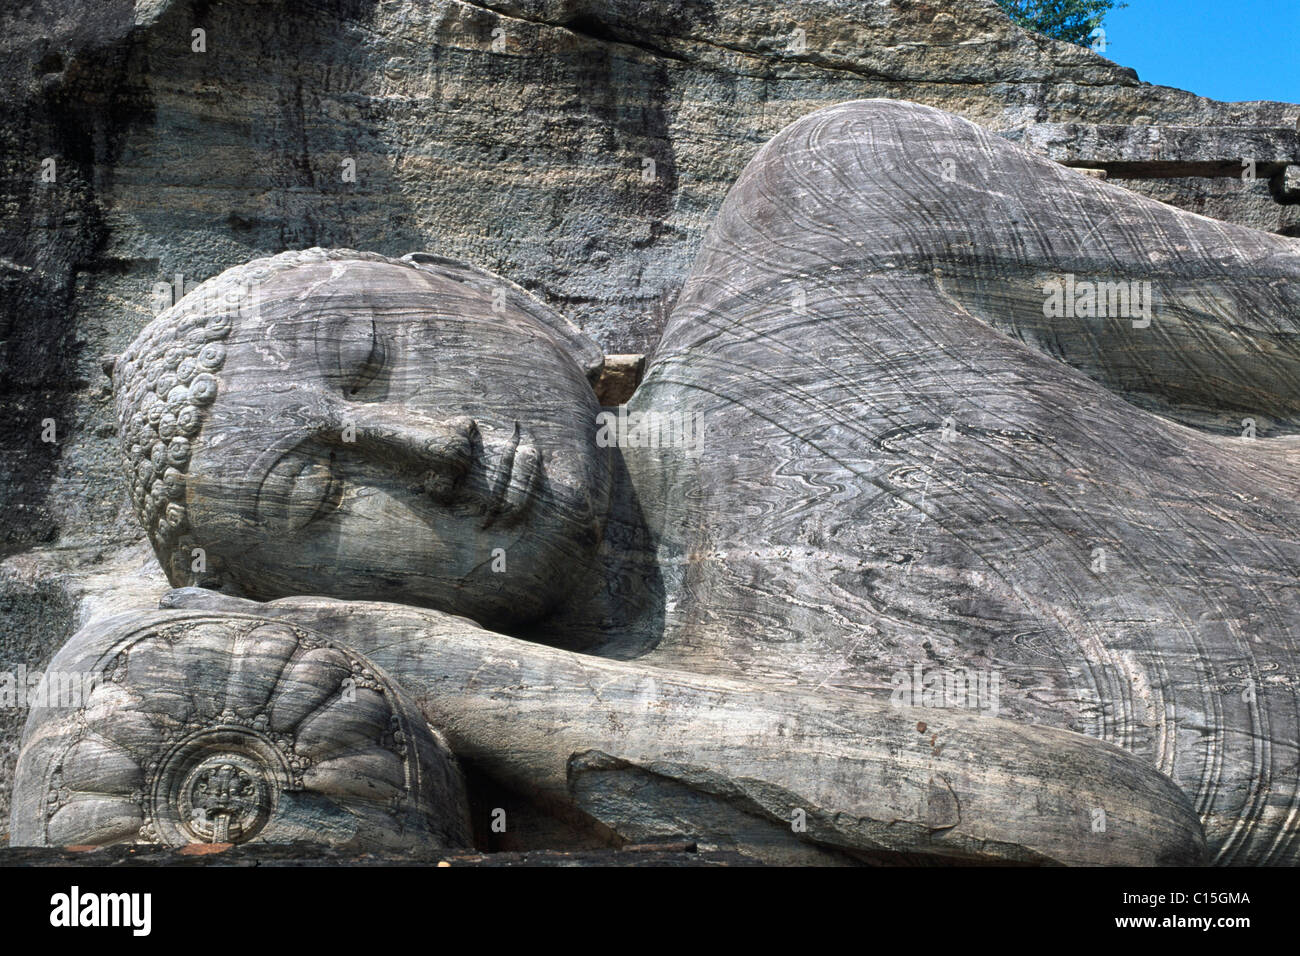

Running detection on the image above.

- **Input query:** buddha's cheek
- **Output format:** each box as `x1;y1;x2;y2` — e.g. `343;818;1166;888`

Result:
204;451;606;624
269;486;519;594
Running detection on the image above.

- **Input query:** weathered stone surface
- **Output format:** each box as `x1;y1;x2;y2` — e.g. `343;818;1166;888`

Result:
77;591;1208;866
1108;174;1300;236
635;99;1300;865
1279;164;1300;199
593;354;646;406
4;0;1300;847
13;97;1300;864
1001;122;1300;175
999;123;1300;234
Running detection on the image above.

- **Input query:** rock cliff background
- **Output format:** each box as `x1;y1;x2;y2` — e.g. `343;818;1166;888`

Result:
0;0;1297;837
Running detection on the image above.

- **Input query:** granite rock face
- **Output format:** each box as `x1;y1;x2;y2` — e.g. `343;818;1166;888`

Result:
1;0;1298;838
10;98;1300;863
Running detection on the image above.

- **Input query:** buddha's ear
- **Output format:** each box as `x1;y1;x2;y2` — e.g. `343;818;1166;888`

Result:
100;353;119;378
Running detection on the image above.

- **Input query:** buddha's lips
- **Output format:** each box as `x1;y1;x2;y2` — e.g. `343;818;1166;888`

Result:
482;424;541;527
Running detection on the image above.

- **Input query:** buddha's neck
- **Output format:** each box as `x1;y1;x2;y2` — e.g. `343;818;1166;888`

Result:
520;400;701;658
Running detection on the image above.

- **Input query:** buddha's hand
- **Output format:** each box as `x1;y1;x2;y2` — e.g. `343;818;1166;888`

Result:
9;604;474;852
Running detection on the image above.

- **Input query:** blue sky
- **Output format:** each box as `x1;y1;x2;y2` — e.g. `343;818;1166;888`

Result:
1095;0;1298;104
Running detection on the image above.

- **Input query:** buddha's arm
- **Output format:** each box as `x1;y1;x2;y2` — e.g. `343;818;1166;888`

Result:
148;589;1207;865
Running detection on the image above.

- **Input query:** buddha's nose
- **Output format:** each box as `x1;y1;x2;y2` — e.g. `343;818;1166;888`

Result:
334;412;480;501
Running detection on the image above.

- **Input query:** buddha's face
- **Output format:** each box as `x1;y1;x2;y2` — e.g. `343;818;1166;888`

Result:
183;259;611;626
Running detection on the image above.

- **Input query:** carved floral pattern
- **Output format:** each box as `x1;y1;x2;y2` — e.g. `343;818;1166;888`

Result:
33;614;466;851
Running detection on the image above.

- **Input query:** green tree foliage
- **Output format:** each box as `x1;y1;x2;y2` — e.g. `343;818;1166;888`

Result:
994;0;1127;47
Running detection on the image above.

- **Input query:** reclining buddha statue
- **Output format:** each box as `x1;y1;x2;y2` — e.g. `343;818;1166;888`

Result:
11;99;1300;865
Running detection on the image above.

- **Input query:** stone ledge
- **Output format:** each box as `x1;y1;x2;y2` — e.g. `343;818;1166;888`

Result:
1001;123;1300;176
594;354;647;405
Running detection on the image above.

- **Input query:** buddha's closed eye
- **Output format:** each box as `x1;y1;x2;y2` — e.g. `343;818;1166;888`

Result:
256;447;342;534
316;312;389;398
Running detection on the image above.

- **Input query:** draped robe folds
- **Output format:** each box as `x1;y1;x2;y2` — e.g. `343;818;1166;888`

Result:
630;99;1300;866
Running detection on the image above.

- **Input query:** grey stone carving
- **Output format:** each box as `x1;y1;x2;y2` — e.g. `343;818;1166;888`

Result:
12;609;471;851
6;0;1300;836
12;99;1300;865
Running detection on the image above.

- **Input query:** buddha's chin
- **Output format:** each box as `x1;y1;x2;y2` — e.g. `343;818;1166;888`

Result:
428;530;600;627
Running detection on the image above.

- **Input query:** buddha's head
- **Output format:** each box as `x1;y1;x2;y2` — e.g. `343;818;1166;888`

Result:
114;248;612;627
